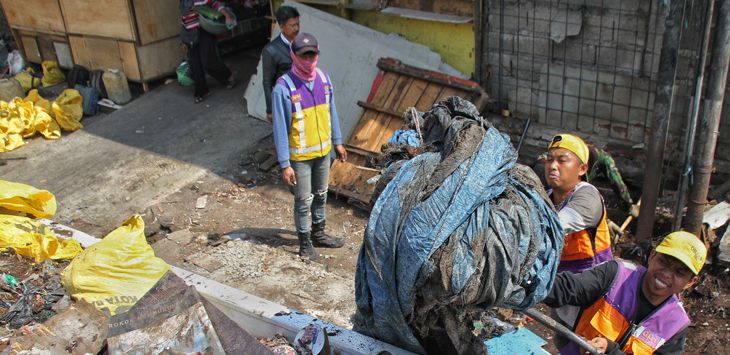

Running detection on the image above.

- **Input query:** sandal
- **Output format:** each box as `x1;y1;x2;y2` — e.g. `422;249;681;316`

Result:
194;92;210;104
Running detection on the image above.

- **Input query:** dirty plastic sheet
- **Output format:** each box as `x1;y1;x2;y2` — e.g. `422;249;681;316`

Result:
355;97;563;353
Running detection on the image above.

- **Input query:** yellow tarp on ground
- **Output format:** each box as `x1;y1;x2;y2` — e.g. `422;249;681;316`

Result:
0;179;57;218
0;215;83;262
62;215;169;316
0;180;82;262
0;89;82;153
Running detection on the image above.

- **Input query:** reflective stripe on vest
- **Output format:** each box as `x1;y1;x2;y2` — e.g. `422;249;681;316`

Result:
560;261;690;355
277;70;333;161
557;182;613;273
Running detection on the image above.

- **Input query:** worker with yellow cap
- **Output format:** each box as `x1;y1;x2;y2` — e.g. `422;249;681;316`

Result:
543;231;705;354
544;134;613;273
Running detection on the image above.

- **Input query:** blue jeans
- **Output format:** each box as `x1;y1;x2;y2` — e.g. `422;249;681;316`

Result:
290;156;330;234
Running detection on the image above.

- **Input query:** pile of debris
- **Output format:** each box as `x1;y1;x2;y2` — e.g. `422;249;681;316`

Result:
0;253;70;333
355;97;563;354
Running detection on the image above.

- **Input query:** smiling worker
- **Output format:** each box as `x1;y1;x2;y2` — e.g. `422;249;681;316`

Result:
544;231;704;354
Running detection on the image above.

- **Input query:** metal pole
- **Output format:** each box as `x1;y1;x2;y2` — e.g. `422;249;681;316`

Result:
523;309;602;355
635;0;686;246
498;0;504;107
673;0;715;230
684;0;730;235
474;0;484;86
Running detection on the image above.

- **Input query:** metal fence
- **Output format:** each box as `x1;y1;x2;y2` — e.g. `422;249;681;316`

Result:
486;0;707;144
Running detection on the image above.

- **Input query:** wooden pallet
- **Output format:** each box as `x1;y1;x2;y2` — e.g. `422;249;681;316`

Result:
329;58;487;208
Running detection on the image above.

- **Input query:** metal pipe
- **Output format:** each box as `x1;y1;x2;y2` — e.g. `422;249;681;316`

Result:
635;0;687;246
684;0;730;235
673;0;715;230
498;0;505;107
516;116;531;155
523;308;602;355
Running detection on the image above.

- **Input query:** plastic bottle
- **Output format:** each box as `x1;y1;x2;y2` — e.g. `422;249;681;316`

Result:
0;78;25;101
102;69;131;105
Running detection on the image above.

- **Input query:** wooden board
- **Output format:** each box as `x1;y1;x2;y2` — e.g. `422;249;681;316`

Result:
133;0;180;45
328;58;487;209
135;37;184;81
69;35;123;72
60;0;135;41
1;0;65;33
20;35;41;63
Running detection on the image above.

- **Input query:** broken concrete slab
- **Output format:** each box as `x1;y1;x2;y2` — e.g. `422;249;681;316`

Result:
244;0;465;140
193;254;225;273
167;228;195;245
3;300;107;355
195;195;208;209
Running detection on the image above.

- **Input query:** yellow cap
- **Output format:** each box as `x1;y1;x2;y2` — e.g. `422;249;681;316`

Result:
548;134;589;164
655;231;707;275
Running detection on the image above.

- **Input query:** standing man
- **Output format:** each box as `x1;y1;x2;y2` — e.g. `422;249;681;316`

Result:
544;231;704;354
271;33;347;261
263;6;300;122
179;0;237;104
544;133;613;273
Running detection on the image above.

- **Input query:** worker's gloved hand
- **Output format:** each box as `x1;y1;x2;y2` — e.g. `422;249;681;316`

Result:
281;167;297;186
629;203;640;218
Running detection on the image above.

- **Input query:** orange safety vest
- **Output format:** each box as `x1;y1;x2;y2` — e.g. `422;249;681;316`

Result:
555;182;613;273
561;261;690;355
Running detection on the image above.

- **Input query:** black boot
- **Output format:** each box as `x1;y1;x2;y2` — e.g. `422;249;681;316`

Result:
298;232;319;261
311;221;345;248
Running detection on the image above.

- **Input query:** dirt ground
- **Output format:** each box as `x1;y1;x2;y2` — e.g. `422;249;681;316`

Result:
135;138;370;328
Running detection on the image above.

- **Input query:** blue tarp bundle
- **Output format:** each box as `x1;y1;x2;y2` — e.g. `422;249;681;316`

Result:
354;97;563;354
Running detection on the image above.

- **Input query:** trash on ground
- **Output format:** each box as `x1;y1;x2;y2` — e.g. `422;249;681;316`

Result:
107;272;272;354
3;300;107;355
0;180;82;262
0;252;71;331
62;215;169;316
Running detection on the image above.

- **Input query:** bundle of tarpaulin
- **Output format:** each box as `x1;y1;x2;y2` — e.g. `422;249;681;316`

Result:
354;97;564;354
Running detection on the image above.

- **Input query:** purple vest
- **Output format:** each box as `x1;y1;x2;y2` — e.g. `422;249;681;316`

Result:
561;261;690;354
276;69;332;160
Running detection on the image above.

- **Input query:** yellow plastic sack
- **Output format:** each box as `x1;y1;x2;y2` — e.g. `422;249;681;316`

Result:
51;89;83;131
0;214;83;262
14;68;41;92
25;90;60;139
0;179;57;218
62;215;169;316
41;61;65;87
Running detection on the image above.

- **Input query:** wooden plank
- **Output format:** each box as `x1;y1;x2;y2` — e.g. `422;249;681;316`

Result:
1;0;65;34
20;35;41;63
328;160;378;206
68;35;90;68
386;76;413;112
437;87;464;102
69;35;124;73
414;83;445;111
37;36;57;62
133;0;180;45
349;109;381;148
135;37;184;81
396;78;429;113
369;72;399;107
60;0;135;41
118;41;141;81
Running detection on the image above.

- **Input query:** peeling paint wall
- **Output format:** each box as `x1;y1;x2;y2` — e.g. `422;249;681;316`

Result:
350;11;475;77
